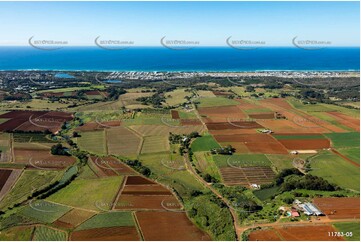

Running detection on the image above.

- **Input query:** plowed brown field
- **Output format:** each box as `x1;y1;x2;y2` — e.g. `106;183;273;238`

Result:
278;139;330;150
314;197;360;219
136;211;210;240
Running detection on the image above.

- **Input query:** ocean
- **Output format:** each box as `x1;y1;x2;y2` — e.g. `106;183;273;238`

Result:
0;47;359;71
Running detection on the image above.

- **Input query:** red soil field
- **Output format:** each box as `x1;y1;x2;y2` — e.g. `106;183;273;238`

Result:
76;121;121;132
236;99;261;109
257;119;330;134
210;129;259;135
214;134;288;154
212;91;233;96
115;195;179;210
70;226;140;241
122;185;172;195
171;110;180;119
14;148;75;169
53;220;74;229
0;110;73;133
248;228;283;241
314;197;360;219
260;98;293;109
198;106;247;119
180;119;203;125
220;166;276;186
327;112;360;131
125;176;156;185
249;225;344;241
206;121;263;130
0;169;12;191
136;211;210;241
278;139;330;150
248;113;275;119
105;157;136;175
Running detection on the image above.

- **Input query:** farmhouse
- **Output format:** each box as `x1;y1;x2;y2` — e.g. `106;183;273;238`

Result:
300;202;323;216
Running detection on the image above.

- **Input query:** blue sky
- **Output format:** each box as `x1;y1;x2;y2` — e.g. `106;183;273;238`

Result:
0;1;359;46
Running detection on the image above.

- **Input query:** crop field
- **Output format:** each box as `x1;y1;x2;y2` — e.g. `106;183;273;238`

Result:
310;151;360;191
191;135;220;152
219;166;276;186
89;156;136;176
171;110;180;119
75;211;135;230
14;148;76;169
0;226;34;241
13;133;56;143
141;136;169;154
71;226;140;241
106;126;141;157
119;92;153;107
273;134;330;150
33;226;67;241
77;130;107;155
54;209;96;228
136;211;211;241
197;97;239;108
47;176;123;211
327;112;360;131
206;120;264;130
20;200;72;223
0;110;73;133
248;113;275;119
0;169;22;201
0;170;60;209
337;147;360;163
129;124;204;136
213;154;272;168
333;222;360;241
325;132;360;148
197;105;247;120
314;197;360;219
248;225;343;241
193;152;222;180
214;134;288;154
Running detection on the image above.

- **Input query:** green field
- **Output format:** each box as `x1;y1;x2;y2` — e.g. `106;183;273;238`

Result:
141;136;169;154
13;133;56;143
76;212;135;230
191;135;220;152
324;132;360;148
337;147;360;163
333;222;360;241
273;134;326;140
33;226;67;241
47;176;123;211
178;110;198;119
77;130;107;155
266;154;312;172
0;170;61;209
310;151;360;191
197;97;239;108
20;200;71;223
193;152;222;181
213;154;272;168
253;186;280;201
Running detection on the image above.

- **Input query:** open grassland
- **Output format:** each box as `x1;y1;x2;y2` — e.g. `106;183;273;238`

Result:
33;226;67;241
197;97;239;108
0;226;34;241
337;147;360;163
106;126;141;157
333;222;360;241
325;132;360;148
77;130;107;155
178;110;198;119
266;154;312;172
164;89;190;106
0;99;71;110
191;135;220;152
197;90;217;98
47;176;123;211
310;151;360;191
20;200;71;223
0;170;60;209
75;211;134;230
141;136;169;154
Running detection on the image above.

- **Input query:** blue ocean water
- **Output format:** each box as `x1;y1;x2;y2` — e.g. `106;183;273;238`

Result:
0;47;359;71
